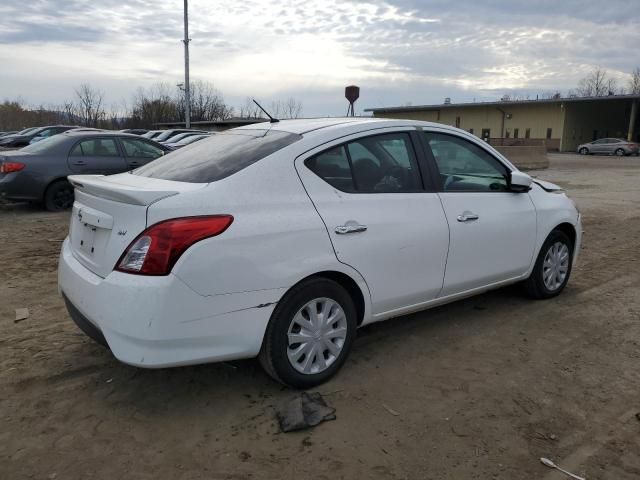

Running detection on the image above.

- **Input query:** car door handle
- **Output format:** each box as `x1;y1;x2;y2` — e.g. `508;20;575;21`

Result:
457;212;479;222
72;160;87;166
335;224;367;234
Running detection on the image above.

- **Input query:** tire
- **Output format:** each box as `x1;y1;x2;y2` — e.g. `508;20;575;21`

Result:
579;147;589;155
614;148;625;157
44;180;74;211
523;230;574;299
259;277;357;388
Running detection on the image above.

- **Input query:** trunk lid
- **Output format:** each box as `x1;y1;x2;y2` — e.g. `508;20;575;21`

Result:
67;173;206;278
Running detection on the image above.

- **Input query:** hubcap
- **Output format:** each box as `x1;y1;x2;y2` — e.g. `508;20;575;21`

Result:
286;297;347;375
542;241;570;291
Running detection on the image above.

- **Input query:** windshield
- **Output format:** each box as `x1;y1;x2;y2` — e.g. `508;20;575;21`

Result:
20;134;69;154
17;127;39;135
177;135;208;145
134;129;301;183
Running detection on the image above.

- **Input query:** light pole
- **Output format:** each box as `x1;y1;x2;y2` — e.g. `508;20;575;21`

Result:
183;0;191;128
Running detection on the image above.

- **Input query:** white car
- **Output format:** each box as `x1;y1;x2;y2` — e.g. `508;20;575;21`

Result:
58;118;581;388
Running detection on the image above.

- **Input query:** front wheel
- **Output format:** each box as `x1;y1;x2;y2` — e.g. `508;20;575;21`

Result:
523;230;574;299
579;147;589;155
259;277;357;388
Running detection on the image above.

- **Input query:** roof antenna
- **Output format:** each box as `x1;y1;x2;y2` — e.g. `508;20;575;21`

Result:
252;99;279;123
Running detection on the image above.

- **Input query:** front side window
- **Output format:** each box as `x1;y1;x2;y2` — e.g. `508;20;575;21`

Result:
70;138;119;157
305;132;422;193
134;129;301;183
424;132;509;192
121;138;164;159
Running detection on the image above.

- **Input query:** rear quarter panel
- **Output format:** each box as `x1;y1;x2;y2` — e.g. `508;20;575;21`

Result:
146;147;372;319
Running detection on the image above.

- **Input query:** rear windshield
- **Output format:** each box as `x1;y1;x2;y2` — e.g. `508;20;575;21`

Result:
20;134;70;154
133;129;301;183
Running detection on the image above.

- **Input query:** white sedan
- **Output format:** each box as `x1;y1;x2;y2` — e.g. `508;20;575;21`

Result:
58;118;581;388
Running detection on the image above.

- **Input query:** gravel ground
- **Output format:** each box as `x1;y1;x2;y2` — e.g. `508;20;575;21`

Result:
1;153;639;480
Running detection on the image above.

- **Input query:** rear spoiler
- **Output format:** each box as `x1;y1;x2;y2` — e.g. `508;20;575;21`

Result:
67;175;202;206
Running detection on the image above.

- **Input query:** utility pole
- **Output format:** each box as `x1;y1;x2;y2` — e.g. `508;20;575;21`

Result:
183;0;191;128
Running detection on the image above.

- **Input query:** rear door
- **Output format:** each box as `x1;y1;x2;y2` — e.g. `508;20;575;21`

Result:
67;137;128;174
118;137;166;169
421;130;537;296
296;128;450;317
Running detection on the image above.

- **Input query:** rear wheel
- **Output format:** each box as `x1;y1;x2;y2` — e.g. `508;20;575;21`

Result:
259;277;357;388
524;230;574;299
44;180;74;211
579;147;589;155
614;148;625;157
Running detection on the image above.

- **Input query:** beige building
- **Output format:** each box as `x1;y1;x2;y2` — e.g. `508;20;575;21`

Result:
367;94;639;152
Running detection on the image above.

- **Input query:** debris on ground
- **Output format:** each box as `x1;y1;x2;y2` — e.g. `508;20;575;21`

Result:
276;391;336;432
540;457;586;480
382;403;400;416
14;308;29;323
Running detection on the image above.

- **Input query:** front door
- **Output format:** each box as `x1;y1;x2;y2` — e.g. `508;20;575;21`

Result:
296;129;450;317
422;130;537;296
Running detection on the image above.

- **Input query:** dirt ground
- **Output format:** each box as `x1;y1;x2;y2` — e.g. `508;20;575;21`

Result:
1;153;639;480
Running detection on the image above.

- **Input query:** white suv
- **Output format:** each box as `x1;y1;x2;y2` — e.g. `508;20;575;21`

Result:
58;118;581;388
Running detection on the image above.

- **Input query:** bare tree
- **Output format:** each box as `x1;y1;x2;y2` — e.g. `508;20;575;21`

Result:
577;67;620;97
629;67;640;94
72;84;106;126
178;80;233;122
268;97;303;119
239;97;263;118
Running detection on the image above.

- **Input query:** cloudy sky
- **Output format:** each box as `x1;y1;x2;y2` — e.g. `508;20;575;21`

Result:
0;0;638;116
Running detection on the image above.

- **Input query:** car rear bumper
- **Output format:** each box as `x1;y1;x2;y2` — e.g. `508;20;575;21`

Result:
0;172;43;202
58;238;285;368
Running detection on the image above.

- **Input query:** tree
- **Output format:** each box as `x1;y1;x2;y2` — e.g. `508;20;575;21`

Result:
577;67;619;97
178;80;233;122
270;97;303;119
629;67;640;94
238;97;263;118
72;84;106;126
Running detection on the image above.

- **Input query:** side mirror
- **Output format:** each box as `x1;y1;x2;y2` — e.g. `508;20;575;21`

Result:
509;171;532;192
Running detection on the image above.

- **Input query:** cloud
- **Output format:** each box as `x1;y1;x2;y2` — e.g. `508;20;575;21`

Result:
0;0;637;115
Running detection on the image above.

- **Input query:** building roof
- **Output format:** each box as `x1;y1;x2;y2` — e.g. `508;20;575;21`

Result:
365;93;640;114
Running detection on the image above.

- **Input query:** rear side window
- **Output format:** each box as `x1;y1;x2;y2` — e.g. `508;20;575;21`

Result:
120;138;165;159
305;132;422;193
134;129;301;183
70;138;119;157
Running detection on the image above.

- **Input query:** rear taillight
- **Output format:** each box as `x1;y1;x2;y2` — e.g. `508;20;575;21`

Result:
0;162;25;173
115;215;233;275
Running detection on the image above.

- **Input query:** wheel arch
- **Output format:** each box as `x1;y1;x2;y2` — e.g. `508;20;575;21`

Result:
279;270;369;326
551;222;577;248
43;176;72;202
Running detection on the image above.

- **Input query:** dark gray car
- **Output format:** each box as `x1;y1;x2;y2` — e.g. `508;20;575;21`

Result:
577;138;639;156
0;125;80;148
0;131;170;211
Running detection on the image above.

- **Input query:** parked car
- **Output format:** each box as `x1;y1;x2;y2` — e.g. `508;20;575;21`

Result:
0;131;170;211
161;131;207;144
58;118;581;388
0;131;18;138
120;129;148;135
142;130;165;140
0;125;79;148
577;138;639;156
154;129;207;142
164;133;211;149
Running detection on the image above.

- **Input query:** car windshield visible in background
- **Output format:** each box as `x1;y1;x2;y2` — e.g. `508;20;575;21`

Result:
20;135;70;154
17;127;39;135
134;129;301;183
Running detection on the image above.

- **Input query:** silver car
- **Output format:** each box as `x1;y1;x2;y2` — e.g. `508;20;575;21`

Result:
577;138;639;156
